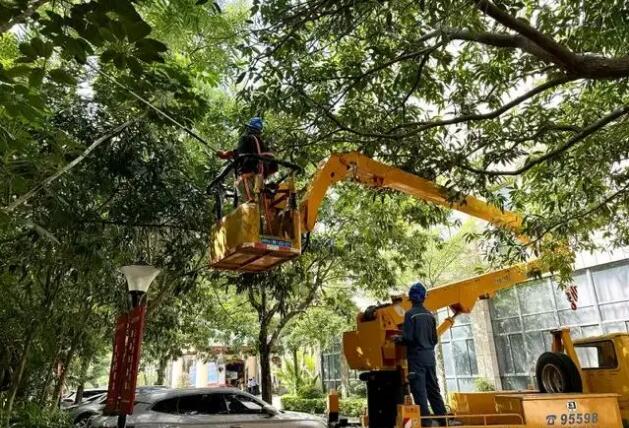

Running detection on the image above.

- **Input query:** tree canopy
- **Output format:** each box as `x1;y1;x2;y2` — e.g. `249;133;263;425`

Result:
246;0;629;264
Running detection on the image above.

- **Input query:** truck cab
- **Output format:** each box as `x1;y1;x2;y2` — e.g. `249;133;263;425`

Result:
573;333;629;422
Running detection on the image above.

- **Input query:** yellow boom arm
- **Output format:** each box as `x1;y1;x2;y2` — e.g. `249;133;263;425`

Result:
300;152;524;238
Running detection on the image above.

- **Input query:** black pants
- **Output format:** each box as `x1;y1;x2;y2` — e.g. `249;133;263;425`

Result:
408;362;447;426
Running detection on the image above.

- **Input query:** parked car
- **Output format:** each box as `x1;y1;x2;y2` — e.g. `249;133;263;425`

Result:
66;393;107;427
88;387;326;427
61;388;108;408
66;386;169;427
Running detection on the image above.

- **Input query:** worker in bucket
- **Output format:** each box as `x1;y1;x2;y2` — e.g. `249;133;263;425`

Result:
217;117;277;202
399;282;447;426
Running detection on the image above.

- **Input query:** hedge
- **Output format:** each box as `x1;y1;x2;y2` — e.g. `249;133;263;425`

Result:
281;395;367;417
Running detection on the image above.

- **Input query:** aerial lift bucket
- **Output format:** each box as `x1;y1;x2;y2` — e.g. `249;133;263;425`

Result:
209;201;301;272
208;154;303;272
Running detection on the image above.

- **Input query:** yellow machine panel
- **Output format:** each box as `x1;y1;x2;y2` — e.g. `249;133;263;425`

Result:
495;393;622;426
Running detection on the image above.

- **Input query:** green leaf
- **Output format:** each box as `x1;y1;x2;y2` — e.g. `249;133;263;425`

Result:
5;65;31;79
135;38;168;53
112;52;127;69
127;57;144;75
196;0;209;4
134;38;168;63
101;49;116;63
125;20;151;42
49;68;77;85
18;42;36;60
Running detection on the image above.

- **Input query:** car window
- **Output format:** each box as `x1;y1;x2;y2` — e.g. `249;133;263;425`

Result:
178;394;228;415
225;394;264;415
575;340;618;369
152;397;179;414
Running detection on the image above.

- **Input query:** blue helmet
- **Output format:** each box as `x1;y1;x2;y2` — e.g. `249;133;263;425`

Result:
409;282;427;303
246;117;263;132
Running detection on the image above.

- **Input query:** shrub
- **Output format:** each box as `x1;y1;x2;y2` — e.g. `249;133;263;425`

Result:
474;377;496;392
281;395;326;414
9;403;73;428
281;395;367;417
297;384;324;399
339;397;367;417
346;379;367;398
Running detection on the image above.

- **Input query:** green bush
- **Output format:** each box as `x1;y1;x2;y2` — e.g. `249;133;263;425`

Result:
8;403;73;428
474;377;496;392
297;384;324;399
339;397;367;417
281;395;326;414
281;395;367;417
347;379;367;398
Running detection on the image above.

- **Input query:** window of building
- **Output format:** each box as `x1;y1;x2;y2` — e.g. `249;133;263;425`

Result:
438;310;478;392
575;341;618;369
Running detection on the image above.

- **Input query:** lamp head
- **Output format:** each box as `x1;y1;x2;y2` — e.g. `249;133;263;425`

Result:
120;265;161;293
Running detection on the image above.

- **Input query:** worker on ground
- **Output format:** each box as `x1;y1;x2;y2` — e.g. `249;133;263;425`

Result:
399;282;447;426
217;117;277;202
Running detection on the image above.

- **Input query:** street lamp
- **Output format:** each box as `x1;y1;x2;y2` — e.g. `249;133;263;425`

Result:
121;265;161;307
112;265;160;428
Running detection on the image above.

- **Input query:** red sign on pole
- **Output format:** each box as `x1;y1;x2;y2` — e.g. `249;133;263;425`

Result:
105;304;147;415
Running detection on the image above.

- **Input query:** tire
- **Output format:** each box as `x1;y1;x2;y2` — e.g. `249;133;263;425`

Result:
536;352;582;393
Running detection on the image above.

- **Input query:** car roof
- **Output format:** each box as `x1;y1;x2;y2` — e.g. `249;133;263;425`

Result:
135;387;253;404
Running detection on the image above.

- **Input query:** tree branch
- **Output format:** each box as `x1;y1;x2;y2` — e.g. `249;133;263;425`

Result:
3;116;142;212
473;0;629;79
463;105;629;176
301;75;570;139
474;0;576;68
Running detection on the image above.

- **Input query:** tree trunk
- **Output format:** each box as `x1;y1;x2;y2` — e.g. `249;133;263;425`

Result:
3;329;35;427
38;347;61;406
51;342;77;408
259;342;273;404
292;347;300;393
74;355;92;405
156;356;168;386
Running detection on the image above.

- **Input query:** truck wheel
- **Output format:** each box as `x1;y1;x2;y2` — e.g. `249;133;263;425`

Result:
536;352;582;393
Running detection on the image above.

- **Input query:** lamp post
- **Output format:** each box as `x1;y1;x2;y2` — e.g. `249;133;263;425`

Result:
112;265;160;428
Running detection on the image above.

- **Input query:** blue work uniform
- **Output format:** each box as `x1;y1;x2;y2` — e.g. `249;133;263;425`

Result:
402;302;447;426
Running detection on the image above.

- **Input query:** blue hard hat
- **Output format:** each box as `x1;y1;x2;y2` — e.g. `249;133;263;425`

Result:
409;282;427;303
246;117;264;131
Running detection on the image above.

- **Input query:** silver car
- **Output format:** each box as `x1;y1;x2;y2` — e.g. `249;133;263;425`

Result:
88;387;326;428
66;393;107;427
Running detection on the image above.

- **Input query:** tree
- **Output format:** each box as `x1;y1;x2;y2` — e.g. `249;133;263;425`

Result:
246;0;629;276
229;236;340;403
1;0;249;420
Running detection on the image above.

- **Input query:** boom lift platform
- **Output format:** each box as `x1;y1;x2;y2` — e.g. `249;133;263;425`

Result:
209;152;626;427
